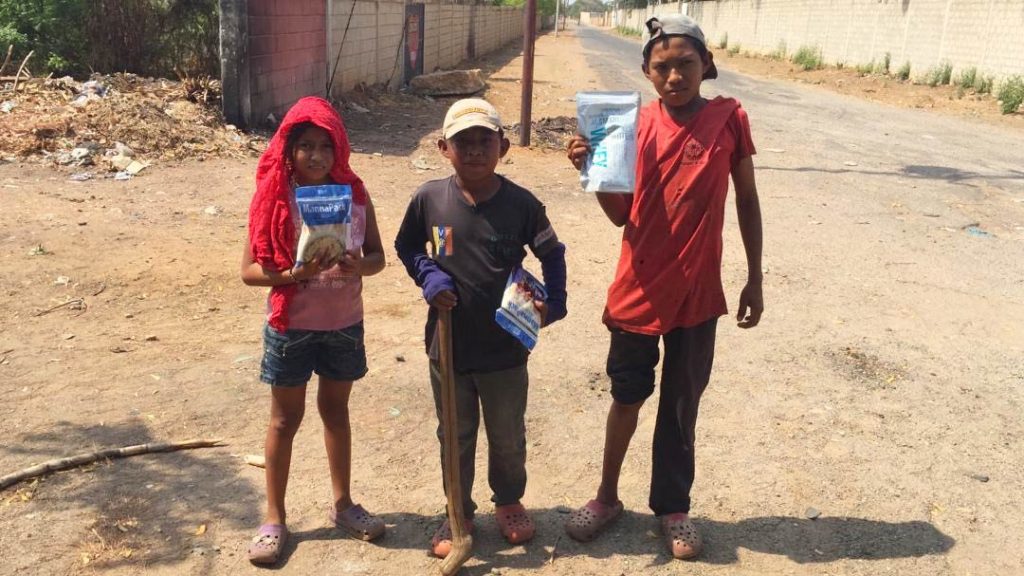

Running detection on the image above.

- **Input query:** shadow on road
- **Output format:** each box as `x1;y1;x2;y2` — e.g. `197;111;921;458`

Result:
2;420;253;573
280;508;953;572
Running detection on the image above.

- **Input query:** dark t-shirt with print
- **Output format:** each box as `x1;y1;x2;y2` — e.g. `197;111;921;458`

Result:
395;175;560;373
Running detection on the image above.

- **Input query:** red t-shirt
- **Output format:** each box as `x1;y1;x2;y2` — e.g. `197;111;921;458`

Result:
603;96;755;335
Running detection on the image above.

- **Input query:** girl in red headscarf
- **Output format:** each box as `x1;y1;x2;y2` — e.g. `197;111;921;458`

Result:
241;97;386;564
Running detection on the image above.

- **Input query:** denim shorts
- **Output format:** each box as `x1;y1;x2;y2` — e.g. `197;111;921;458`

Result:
260;322;368;387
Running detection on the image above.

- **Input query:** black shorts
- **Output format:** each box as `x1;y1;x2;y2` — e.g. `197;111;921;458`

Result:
606;318;718;405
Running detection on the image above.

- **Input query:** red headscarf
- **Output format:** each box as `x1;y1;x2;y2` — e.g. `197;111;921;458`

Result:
248;96;367;332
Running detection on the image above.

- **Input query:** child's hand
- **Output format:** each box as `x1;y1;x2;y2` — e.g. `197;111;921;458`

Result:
430;289;458;310
292;256;326;281
337;250;363;275
533;299;549;326
736;281;764;328
566;135;591;171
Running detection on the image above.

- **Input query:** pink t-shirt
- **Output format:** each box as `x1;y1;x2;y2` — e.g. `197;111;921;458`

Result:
269;191;367;331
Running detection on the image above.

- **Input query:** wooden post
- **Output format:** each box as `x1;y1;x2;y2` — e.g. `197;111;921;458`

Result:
519;0;537;147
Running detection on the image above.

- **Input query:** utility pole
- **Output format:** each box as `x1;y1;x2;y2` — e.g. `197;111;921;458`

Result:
554;0;560;37
519;0;537;147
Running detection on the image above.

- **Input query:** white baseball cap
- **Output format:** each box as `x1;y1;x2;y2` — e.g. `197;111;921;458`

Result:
443;98;502;139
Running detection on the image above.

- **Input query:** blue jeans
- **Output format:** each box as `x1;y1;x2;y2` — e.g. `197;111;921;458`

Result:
260;323;367;387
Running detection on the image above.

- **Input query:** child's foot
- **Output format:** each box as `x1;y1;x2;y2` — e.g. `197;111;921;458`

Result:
430;517;475;558
495;502;535;544
330;503;386;541
564;498;623;542
248;523;288;565
659;512;702;560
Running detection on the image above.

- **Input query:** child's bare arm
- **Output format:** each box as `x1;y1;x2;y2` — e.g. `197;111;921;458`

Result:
339;196;386;277
240;241;324;286
596;193;633;227
732;156;763;328
567;135;633;226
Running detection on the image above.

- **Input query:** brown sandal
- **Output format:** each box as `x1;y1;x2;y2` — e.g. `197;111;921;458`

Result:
430;517;475;558
495;503;535;544
564;499;623;542
660;513;702;560
330;503;385;541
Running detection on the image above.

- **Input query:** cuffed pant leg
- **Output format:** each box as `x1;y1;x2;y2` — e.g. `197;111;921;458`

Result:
649;318;718;516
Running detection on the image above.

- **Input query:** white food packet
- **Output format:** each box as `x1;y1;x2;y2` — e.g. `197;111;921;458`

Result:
576;91;640;193
494;267;547;350
294;184;352;266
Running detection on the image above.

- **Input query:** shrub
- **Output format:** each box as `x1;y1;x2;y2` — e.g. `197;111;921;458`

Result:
616;25;641;38
976;75;994;94
874;52;891;75
896;62;911;81
997;75;1024;114
956;67;978;90
856;61;875;75
718;33;728;49
769;40;786;61
0;0;219;77
727;43;741;56
792;45;822;71
923;62;953;87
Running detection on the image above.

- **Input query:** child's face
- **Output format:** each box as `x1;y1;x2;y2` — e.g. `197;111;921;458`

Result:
438;127;509;182
290;125;334;185
643;36;711;109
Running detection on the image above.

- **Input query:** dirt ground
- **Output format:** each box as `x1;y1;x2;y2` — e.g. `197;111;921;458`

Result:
1;24;1023;576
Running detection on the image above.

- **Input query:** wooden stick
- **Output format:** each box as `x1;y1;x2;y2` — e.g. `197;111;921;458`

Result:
0;439;225;490
437;308;472;575
11;50;32;92
0;45;12;76
548;534;561;565
33;298;85;317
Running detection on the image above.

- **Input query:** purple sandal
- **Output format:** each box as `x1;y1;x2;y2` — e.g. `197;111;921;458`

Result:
330;503;385;541
248;523;288;565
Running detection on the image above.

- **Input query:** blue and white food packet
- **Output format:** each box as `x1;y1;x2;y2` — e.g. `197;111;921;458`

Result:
576;91;640;193
495;267;548;350
294;184;352;266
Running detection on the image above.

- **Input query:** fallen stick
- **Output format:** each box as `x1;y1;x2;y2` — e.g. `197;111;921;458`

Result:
437;308;472;575
11;50;32;92
33;298;85;317
0;439;225;490
548;535;561;565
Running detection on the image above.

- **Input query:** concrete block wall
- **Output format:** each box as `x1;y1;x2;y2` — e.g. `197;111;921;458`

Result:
330;1;526;98
248;0;327;123
615;0;1024;84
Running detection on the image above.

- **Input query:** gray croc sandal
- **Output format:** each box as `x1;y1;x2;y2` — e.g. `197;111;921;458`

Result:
248;523;287;565
564;499;623;542
331;503;385;541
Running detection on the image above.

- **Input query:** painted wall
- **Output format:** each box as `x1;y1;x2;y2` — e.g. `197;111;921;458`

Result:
611;0;1024;84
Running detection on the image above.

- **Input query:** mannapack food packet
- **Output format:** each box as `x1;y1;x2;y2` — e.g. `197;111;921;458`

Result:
495;267;548;350
294;184;352;266
576;91;640;193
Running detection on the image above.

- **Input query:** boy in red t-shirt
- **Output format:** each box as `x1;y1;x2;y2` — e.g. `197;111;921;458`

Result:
565;15;764;559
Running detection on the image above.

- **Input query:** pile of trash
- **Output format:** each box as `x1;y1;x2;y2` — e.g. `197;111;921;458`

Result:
0;73;264;173
504;116;577;150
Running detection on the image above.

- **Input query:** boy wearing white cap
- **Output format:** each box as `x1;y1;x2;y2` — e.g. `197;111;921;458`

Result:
395;98;568;557
565;15;764;559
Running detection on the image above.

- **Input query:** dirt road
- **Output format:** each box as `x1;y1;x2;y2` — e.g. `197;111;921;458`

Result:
1;25;1022;576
